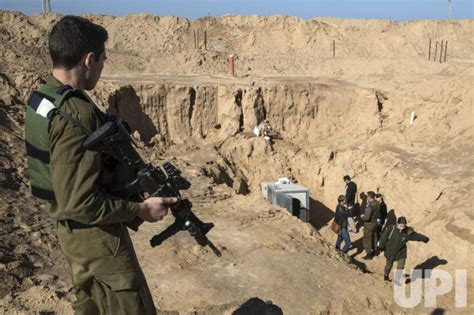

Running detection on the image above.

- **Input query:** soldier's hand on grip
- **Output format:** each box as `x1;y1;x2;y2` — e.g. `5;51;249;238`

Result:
138;197;177;222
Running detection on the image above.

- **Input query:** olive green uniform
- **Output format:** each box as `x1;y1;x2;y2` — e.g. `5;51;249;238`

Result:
378;225;429;276
362;200;380;254
44;75;156;314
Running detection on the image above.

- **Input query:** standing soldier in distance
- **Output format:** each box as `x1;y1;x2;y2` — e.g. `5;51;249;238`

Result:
361;191;381;260
25;16;176;314
357;191;368;229
359;192;368;215
375;193;388;239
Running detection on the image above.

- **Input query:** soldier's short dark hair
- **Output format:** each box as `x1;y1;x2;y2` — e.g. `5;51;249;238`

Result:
343;175;351;181
397;216;407;224
337;195;346;204
367;191;376;199
49;15;108;69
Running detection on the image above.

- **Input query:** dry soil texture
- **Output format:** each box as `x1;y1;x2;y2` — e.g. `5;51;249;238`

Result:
0;11;473;314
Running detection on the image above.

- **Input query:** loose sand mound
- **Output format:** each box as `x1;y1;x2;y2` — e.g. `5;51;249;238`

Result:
0;11;473;313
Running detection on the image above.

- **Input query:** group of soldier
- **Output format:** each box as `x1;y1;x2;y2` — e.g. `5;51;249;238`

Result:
334;175;430;283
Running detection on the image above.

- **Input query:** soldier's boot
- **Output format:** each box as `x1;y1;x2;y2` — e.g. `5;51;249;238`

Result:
362;251;374;260
384;274;390;282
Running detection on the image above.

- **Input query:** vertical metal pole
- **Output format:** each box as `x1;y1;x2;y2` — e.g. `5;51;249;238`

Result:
448;0;452;20
439;40;444;63
204;30;207;50
444;41;448;62
197;30;200;49
428;38;431;61
434;41;438;62
193;30;197;49
333;39;335;57
229;55;235;77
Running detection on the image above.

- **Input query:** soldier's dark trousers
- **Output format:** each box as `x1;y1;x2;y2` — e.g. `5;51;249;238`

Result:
384;258;406;276
363;223;378;253
57;222;156;315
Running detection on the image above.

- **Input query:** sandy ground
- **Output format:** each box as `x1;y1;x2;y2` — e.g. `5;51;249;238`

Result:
0;10;473;314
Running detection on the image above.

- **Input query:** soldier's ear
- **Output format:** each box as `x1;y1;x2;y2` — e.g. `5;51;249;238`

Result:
84;52;95;69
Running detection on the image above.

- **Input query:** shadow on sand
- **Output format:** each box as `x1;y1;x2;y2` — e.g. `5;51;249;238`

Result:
411;256;448;280
431;308;446;315
232;297;283;315
309;197;334;230
346;236;372;273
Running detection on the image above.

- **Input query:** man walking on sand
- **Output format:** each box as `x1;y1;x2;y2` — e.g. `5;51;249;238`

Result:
343;175;357;232
334;195;352;262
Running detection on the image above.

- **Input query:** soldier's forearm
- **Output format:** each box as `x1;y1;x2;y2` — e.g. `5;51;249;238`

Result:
409;233;428;242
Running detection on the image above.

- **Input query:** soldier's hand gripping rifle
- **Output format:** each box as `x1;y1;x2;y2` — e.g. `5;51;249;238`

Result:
83;118;222;257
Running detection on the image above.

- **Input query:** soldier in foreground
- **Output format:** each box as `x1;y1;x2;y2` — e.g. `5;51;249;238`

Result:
378;217;429;283
25;16;176;314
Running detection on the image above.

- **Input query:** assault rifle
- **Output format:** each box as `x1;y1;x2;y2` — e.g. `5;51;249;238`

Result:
83;118;222;257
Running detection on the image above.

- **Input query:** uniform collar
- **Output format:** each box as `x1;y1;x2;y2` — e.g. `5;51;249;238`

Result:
45;74;64;87
45;74;88;97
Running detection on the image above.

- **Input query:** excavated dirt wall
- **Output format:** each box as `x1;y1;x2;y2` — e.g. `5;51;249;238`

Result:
99;77;472;275
107;81;379;145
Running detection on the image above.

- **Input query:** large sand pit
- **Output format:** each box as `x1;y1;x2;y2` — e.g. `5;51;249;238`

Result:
0;11;473;313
